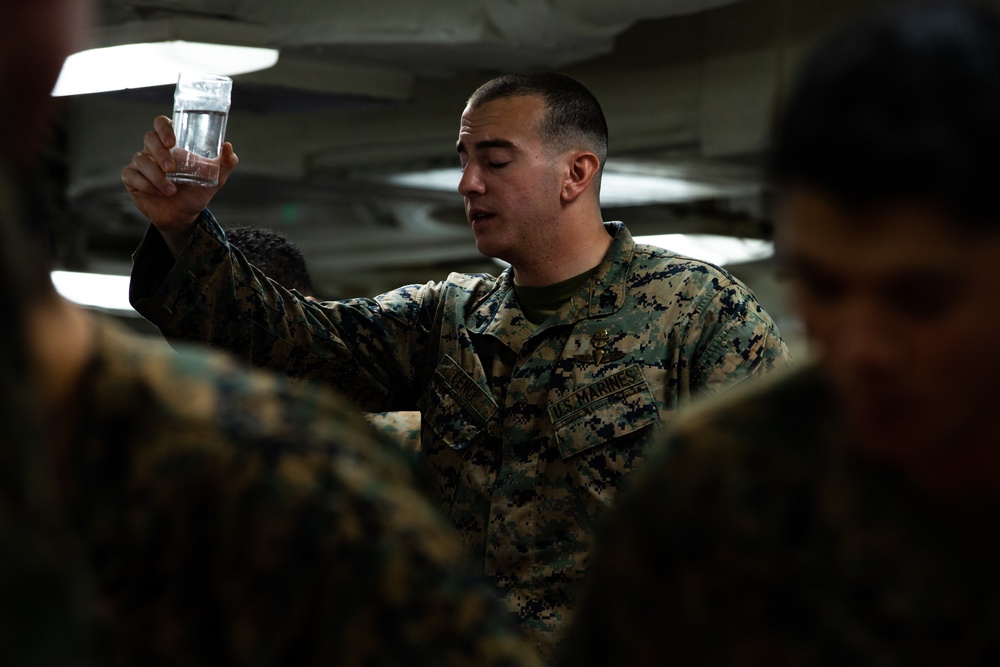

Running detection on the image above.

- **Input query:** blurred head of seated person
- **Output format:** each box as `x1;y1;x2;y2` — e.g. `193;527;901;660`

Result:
0;1;542;665
224;226;318;298
772;0;1000;468
561;3;1000;666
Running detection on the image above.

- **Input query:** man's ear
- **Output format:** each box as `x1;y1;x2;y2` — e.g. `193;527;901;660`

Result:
561;151;601;203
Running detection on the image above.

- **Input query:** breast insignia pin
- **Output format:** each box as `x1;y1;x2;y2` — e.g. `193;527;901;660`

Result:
574;328;624;366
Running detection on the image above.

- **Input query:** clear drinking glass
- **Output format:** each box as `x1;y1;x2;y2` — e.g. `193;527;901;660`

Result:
166;73;233;187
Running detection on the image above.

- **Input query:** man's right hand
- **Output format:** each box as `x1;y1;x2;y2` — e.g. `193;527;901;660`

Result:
121;115;239;257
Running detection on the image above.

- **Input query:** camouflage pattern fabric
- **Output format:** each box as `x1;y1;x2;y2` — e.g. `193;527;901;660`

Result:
563;365;1000;666
365;411;422;452
64;316;541;666
130;212;791;659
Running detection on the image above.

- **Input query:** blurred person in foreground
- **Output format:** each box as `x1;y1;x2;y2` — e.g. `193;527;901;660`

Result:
0;1;542;665
122;69;791;658
562;3;1000;665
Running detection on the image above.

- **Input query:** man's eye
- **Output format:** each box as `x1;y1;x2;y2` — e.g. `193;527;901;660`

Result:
801;277;844;304
884;278;959;320
788;265;844;304
488;161;509;169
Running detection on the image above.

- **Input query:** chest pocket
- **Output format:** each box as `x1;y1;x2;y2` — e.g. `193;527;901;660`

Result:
549;364;660;457
548;364;661;515
418;354;497;451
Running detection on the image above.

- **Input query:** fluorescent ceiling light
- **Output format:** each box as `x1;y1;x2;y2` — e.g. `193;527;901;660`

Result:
599;173;733;206
491;233;773;270
52;41;279;96
383;161;757;207
384;168;460;192
51;271;136;314
634;234;773;266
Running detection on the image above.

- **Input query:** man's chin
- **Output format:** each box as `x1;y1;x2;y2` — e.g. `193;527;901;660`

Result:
474;241;510;267
842;394;914;447
845;398;951;463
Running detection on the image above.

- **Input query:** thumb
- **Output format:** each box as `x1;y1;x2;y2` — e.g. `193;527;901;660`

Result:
215;143;239;187
220;142;239;171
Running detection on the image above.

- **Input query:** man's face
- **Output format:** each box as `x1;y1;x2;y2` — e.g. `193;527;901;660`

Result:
456;94;566;268
778;188;1000;453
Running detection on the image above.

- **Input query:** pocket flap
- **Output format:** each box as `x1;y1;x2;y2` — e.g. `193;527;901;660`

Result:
418;355;497;450
549;364;660;458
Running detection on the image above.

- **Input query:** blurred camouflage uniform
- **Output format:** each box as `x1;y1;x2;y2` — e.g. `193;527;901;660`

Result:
365;411;422;452
563;365;1000;666
59;316;542;666
130;212;791;658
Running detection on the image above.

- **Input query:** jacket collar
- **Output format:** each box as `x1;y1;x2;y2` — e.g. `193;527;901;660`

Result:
469;222;633;345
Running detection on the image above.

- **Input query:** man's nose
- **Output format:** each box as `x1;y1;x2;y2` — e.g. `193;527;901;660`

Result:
829;303;900;374
458;164;484;197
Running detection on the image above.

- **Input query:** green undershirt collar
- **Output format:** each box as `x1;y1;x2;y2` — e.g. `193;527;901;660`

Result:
514;266;600;326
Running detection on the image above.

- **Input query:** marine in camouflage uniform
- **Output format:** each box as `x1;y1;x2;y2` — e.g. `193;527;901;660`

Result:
63;315;542;666
562;365;1000;666
129;211;790;658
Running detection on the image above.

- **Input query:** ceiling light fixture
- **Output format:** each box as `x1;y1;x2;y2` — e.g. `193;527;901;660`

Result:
386;168;731;206
383;158;759;207
634;234;773;266
52;18;279;97
51;271;136;314
490;234;772;270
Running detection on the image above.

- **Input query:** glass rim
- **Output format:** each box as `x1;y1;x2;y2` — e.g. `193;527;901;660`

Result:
175;72;233;84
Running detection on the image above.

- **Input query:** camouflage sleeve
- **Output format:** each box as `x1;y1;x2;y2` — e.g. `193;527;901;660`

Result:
684;279;792;395
129;212;431;411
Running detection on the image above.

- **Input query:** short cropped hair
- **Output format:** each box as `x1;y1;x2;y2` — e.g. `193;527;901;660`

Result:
468;72;609;185
225;226;316;296
768;2;1000;229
